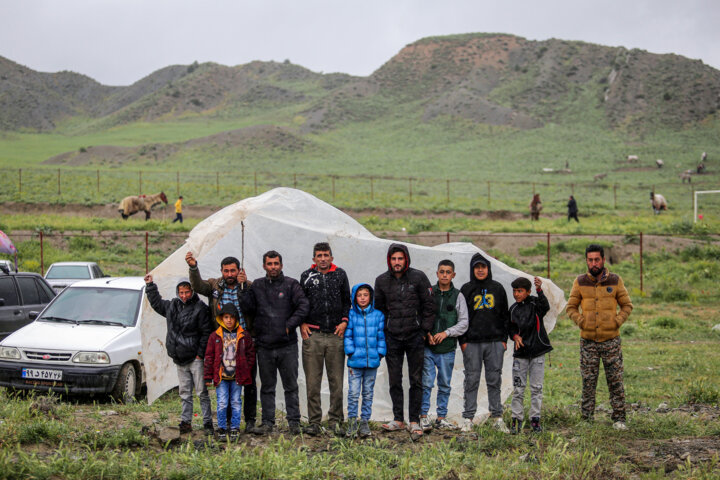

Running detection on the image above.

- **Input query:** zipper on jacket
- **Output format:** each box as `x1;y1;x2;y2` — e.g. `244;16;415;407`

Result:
364;311;369;368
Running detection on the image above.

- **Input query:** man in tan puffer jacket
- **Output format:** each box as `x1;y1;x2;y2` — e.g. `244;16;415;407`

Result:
566;244;633;430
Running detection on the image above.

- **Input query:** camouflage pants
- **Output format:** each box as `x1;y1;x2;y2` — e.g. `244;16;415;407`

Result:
580;337;625;422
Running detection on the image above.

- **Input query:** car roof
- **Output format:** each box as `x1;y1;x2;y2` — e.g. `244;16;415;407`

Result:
68;277;145;290
0;270;43;278
47;262;98;267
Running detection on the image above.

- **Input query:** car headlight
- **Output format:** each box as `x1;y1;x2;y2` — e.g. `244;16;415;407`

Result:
0;346;21;360
72;351;110;364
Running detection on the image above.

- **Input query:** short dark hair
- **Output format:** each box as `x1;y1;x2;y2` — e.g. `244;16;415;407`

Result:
313;242;332;256
585;244;605;258
355;285;371;297
511;277;532;291
438;259;455;270
263;250;282;264
221;256;240;269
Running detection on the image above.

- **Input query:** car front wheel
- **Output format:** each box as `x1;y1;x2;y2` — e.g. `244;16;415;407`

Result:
111;363;137;403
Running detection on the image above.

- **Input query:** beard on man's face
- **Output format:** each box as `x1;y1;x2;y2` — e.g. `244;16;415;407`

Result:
589;265;603;276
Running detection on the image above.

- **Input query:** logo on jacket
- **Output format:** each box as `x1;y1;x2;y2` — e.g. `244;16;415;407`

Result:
278;292;285;299
313;279;319;286
473;290;495;310
607;287;613;293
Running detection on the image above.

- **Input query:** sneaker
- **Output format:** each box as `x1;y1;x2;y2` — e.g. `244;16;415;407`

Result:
229;428;240;441
178;421;192;434
288;422;301;435
244;421;256;434
346;418;358;438
492;417;510;434
460;418;474;433
217;428;228;441
612;421;628;431
303;423;322;436
435;418;457;430
530;417;543;433
358;420;371;437
252;423;274;436
510;418;521;435
420;416;433;432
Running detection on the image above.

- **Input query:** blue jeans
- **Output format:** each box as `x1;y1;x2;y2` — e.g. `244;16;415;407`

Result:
347;367;377;420
216;380;243;430
421;348;456;418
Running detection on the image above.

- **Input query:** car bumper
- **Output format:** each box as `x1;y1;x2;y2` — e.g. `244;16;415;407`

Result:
0;361;121;394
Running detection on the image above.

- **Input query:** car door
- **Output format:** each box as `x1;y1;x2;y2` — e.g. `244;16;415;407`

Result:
0;276;22;339
16;276;44;331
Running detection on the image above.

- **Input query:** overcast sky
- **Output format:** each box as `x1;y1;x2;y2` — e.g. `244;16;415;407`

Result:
2;0;719;86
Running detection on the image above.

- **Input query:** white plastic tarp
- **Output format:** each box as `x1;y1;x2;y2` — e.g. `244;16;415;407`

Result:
142;188;566;423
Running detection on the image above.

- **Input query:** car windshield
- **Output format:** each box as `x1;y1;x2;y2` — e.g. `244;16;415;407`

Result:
45;265;92;280
39;287;141;327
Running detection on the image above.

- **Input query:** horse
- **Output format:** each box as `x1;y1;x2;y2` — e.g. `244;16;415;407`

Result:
118;192;168;220
650;191;668;215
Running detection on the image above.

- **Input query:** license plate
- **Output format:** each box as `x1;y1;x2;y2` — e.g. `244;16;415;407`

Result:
22;368;62;381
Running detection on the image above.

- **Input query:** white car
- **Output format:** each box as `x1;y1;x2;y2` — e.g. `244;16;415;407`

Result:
0;277;145;402
44;262;107;293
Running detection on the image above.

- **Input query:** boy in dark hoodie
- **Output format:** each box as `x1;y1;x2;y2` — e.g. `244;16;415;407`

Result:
144;274;213;435
508;276;551;434
459;253;510;433
204;303;256;441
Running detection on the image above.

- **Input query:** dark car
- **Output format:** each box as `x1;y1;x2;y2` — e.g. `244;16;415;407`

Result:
0;268;56;340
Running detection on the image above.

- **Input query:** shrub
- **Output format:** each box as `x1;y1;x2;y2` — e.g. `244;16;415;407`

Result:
69;236;97;252
651;316;679;329
684;379;720;405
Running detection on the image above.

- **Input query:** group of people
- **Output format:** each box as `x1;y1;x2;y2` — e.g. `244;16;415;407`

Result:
145;241;633;441
528;194;580;222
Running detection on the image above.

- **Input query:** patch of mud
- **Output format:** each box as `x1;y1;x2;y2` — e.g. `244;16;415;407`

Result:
621;436;720;474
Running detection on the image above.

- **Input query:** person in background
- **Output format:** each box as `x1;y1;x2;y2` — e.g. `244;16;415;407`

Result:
172;195;184;223
567;195;579;223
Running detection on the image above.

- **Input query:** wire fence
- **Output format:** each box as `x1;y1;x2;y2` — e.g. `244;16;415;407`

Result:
4;230;717;298
4;167;719;216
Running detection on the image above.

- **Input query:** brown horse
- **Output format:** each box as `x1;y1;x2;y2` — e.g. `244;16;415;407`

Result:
118;192;168;220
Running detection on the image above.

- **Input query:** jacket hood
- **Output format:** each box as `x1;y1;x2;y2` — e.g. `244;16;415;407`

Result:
386;243;410;274
351;283;375;313
216;302;239;330
175;278;198;304
469;253;493;282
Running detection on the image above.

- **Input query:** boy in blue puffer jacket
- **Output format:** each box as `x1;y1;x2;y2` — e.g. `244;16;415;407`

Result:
344;284;386;437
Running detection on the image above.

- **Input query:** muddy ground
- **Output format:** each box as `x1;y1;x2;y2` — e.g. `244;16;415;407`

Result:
25;396;720;475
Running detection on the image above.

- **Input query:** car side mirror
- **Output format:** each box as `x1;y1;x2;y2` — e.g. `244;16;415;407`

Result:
0;298;5;306
29;311;39;320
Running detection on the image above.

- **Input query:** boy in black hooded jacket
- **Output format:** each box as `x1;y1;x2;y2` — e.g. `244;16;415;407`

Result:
459;253;510;433
508;276;551;433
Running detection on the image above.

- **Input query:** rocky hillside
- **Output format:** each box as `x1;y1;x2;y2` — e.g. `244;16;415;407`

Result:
1;33;719;133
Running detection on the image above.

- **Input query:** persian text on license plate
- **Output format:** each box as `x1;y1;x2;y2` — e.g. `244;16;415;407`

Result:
22;368;62;381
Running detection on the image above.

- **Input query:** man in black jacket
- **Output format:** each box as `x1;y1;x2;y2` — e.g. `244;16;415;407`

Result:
459;253;510;433
144;274;213;435
374;243;435;436
299;242;351;436
241;251;310;435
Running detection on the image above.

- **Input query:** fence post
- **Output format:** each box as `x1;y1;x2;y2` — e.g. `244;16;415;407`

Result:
613;184;617;209
546;232;551;279
408;178;413;203
57;169;61;195
145;232;149;274
254;172;258;195
446;232;450;243
691;186;695;211
446;179;450;205
332;176;336;201
294;173;297;189
139;171;142;194
96;169;100;194
639;231;644;294
18;169;22;197
40;231;44;276
370;177;374;201
216;172;219;195
487;181;491;207
176;171;180;196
